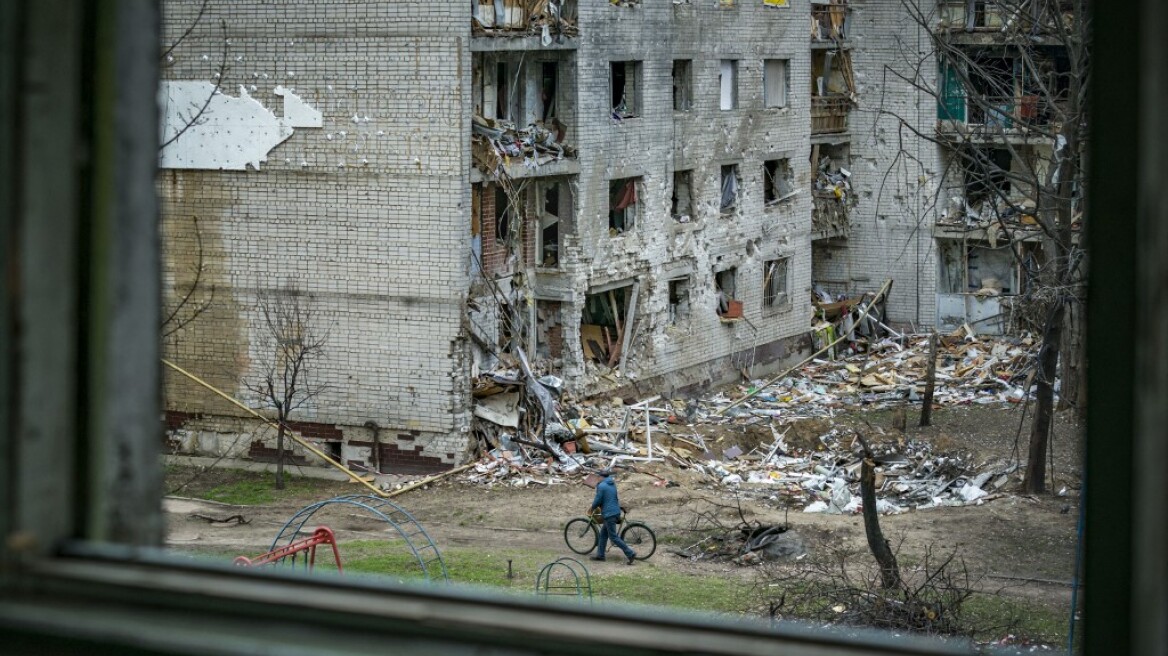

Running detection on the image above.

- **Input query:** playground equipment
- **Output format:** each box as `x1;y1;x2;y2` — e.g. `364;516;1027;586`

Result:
535;557;592;603
235;526;343;573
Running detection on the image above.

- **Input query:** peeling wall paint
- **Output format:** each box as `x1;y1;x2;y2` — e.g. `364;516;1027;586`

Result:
159;82;322;170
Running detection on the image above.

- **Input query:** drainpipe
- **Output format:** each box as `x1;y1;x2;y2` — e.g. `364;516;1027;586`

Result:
363;421;382;474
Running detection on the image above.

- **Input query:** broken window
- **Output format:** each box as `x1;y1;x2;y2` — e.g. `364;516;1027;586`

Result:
668;277;691;324
763;258;790;307
811;49;855;98
964;147;1012;205
715;268;739;317
719;164;739;214
611;61;642;119
580;284;635;366
764;59;789;108
673;59;693;112
539;62;558;121
719;60;738;110
968;56;1017;127
938;238;1019;295
609;178;638;234
764;158;795;205
538;178;573;267
671;170;694;222
495;184;512;243
496;62;511;121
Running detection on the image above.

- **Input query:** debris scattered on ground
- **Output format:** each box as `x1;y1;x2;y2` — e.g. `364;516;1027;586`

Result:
459;327;1036;515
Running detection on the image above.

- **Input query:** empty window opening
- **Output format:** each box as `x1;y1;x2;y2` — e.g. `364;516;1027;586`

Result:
495;185;512;243
715;268;739;317
324;440;342;461
540;62;558;121
673;59;693;111
580;285;634;366
609;178;638;234
764;158;795;205
812;50;855;97
938;238;1019;295
964;147;1012;205
611;61;642;118
764;258;790;307
668;278;691;324
764;59;789;108
496;62;510;120
538;179;573;267
671;170;694;222
720;165;740;214
719;60;738;110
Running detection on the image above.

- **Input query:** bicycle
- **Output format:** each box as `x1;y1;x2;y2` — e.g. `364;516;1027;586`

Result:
563;507;656;560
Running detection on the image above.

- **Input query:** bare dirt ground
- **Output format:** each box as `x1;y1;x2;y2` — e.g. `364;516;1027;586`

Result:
164;403;1082;644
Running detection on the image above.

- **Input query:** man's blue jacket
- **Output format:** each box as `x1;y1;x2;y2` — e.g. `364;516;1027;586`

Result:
591;476;621;519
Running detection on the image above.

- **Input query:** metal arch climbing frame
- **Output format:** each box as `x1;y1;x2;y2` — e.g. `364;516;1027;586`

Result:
535;557;592;604
272;495;449;583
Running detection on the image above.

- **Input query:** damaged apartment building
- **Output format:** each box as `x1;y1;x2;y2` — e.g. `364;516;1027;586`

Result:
157;0;820;475
160;1;1026;474
931;0;1082;334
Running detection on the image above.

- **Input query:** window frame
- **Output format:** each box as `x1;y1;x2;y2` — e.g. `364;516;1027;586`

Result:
764;58;790;109
0;2;1157;656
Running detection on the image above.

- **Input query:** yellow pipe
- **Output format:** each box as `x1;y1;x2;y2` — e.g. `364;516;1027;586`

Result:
162;358;388;497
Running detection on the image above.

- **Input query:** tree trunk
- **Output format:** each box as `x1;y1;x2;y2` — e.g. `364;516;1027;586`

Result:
858;434;901;589
1059;297;1087;420
920;331;938;427
275;422;286;490
1023;301;1065;494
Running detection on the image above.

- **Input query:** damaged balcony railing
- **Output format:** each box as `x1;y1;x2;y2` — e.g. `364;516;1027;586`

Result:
811;96;851;134
940;96;1061;136
472;0;578;40
811;3;850;41
472;115;576;176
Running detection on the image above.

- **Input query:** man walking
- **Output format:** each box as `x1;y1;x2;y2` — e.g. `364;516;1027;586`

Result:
589;469;637;565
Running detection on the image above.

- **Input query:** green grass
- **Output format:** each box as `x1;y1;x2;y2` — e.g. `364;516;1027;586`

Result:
962;593;1067;648
174;539;1065;646
200;476;330;505
303;540;750;612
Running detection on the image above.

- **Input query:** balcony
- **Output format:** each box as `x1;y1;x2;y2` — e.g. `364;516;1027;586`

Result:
935;0;1076;44
811;96;851;135
811;3;850;42
937;95;1063;142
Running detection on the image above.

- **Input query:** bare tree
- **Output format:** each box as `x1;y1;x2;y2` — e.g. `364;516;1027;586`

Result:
245;288;329;489
882;0;1089;493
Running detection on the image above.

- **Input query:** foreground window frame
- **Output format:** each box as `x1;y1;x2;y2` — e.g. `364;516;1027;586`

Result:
0;1;1161;655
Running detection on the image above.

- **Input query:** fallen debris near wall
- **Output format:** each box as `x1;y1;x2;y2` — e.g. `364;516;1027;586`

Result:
458;326;1037;518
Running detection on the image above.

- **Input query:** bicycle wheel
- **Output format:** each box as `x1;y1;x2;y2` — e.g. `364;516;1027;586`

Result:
564;517;599;555
620;522;656;560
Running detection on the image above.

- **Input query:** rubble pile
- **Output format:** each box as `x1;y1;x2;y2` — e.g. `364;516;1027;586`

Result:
472;115;575;175
462;329;1036;515
714;331;1041;419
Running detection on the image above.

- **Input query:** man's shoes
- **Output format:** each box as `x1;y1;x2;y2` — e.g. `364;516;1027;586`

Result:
589;556;605;562
625;553;637;565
